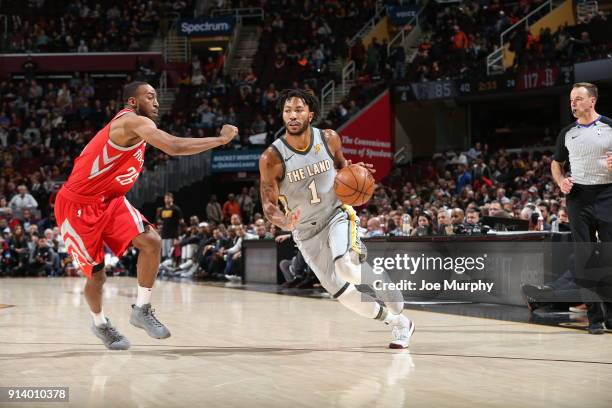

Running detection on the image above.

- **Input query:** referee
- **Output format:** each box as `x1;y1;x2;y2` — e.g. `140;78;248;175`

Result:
552;82;612;334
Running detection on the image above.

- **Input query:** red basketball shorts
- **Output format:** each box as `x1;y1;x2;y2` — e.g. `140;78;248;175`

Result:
54;188;150;278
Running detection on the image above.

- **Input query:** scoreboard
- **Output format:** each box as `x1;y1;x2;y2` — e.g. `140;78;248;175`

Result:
394;66;574;102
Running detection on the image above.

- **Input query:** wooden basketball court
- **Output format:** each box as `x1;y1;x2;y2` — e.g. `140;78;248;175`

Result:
1;277;611;407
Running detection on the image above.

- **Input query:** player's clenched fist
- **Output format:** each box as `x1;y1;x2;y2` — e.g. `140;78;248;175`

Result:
219;124;239;144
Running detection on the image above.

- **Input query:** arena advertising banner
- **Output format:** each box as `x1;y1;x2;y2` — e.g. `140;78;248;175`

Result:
178;17;235;36
211;149;264;172
387;5;419;26
337;91;394;182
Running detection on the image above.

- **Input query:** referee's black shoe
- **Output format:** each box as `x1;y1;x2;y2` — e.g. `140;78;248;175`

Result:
521;284;554;312
587;322;606;334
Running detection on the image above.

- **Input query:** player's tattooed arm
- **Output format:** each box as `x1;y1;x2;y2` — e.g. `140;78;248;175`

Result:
323;129;376;173
323;129;348;169
122;115;238;156
259;148;300;231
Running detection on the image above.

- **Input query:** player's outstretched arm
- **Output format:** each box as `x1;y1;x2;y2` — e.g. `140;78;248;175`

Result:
125;115;238;156
323;129;375;173
259;148;300;230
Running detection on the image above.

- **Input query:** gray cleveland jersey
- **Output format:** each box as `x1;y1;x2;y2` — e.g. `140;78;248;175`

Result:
271;127;341;240
554;115;612;185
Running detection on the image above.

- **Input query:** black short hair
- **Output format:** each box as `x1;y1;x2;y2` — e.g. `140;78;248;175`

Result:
122;81;149;103
277;89;320;121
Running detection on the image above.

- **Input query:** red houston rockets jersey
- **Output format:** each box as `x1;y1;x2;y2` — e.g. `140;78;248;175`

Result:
62;108;146;199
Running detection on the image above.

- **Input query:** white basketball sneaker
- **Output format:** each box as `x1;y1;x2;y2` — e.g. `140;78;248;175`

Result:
389;315;415;349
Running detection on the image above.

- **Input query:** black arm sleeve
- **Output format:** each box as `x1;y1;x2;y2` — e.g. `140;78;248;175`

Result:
553;125;571;163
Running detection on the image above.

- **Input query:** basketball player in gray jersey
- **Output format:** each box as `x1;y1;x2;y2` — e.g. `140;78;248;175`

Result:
259;89;414;348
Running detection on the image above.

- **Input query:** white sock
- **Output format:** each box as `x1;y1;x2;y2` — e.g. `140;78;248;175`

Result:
383;311;403;326
136;285;152;307
91;310;107;326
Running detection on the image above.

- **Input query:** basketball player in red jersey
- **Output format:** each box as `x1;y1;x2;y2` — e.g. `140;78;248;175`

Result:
55;82;237;350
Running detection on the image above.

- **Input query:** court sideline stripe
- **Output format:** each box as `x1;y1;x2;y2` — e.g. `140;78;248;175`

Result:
1;343;611;366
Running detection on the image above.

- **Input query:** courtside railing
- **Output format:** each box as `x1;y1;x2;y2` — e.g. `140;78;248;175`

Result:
348;1;387;47
386;4;426;57
158;71;167;98
223;21;243;75
164;16;190;62
320;80;336;122
342;60;356;95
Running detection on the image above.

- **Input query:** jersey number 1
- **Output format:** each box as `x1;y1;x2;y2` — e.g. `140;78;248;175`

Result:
308;179;321;204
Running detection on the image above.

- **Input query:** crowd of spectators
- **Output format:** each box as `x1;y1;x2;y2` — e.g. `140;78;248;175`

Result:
157;211;280;282
169;57;285;149
509;11;611;72
0;1;609;285
0;1;185;279
106;140;571;288
0;137;571;286
0;215;73;277
362;142;568;238
221;0;380;82
152;188;278;283
1;67;161;173
324;2;611;131
0;66;582;284
0;56;577;281
1;0;196;53
170;53;352;150
169;0;385;148
248;0;381;87
389;0;612;83
0;62;166;277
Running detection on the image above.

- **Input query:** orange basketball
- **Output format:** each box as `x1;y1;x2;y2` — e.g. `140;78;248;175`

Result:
333;164;375;206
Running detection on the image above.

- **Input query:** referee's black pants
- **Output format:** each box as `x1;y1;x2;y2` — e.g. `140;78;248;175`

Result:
566;183;612;324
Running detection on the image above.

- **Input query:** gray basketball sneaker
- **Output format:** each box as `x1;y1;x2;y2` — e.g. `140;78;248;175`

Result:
129;304;171;339
91;319;131;350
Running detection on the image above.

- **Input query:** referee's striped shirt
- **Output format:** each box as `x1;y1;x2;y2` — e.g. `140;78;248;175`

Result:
554;115;612;185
